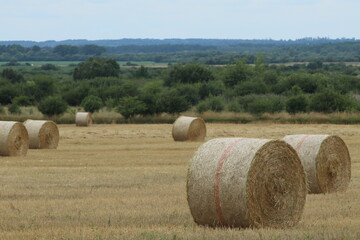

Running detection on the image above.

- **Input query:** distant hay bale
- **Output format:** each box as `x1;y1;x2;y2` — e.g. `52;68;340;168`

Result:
283;134;351;194
75;112;92;127
0;121;29;156
172;116;206;141
187;138;306;228
23;120;59;149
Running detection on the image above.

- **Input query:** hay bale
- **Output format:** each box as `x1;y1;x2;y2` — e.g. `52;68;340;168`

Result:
75;112;92;127
282;134;351;194
187;137;306;228
172;116;206;141
0;121;29;156
23;120;59;149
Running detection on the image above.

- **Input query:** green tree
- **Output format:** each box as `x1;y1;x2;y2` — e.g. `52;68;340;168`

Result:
138;81;165;115
164;63;214;86
285;86;309;114
1;68;24;83
27;76;57;102
160;88;191;114
79;44;106;55
309;89;349;113
116;96;146;120
73;57;120;80
13;96;32;106
38;96;68;116
222;59;253;87
53;45;79;56
0;85;19;104
81;95;103;113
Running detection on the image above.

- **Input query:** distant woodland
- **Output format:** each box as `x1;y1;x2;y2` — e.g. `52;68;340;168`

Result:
1;38;360;63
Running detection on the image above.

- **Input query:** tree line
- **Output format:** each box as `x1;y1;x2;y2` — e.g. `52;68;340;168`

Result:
1;56;360;119
1;39;360;63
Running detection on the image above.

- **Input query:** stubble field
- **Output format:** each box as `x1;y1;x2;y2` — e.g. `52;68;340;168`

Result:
0;123;359;240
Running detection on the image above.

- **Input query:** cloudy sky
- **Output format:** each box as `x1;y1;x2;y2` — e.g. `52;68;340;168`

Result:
1;0;359;41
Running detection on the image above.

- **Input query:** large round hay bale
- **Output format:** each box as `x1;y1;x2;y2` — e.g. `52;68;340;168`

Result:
23;120;59;149
282;134;351;194
172;116;206;141
187;137;306;228
0;121;29;156
75;112;92;127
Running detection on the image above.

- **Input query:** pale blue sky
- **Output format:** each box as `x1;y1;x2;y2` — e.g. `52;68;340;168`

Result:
1;0;359;41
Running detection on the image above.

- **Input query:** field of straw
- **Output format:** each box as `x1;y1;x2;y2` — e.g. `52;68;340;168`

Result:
0;123;359;240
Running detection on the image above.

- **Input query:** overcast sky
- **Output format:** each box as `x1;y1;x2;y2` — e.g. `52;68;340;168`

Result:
1;0;359;41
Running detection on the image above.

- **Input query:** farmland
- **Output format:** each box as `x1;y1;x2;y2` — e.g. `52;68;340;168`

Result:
0;123;359;239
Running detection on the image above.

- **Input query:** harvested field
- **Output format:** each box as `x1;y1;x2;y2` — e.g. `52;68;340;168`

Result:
0;123;359;239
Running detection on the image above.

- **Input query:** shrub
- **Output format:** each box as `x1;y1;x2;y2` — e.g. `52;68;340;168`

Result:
240;94;285;114
0;105;5;114
227;99;244;113
81;95;103;113
160;88;191;115
13;96;32;106
116;96;146;120
309;89;349;113
38;96;68;116
196;96;225;113
234;79;268;96
1;68;24;83
286;95;309;114
165;63;214;86
0;85;19;105
199;80;225;99
8;103;21;115
73;57;120;80
285;86;309;114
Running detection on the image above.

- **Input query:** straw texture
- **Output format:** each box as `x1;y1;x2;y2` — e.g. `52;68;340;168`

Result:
0;121;29;156
24;120;59;149
187;138;306;228
172;116;206;141
76;112;92;126
283;134;351;194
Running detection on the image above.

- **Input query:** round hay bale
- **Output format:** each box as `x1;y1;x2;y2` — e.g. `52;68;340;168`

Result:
23;120;59;149
172;116;206;141
0;121;29;156
75;112;92;127
187;137;306;228
282;134;351;194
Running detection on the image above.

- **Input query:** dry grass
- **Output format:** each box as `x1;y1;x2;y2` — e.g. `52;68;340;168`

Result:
0;123;359;239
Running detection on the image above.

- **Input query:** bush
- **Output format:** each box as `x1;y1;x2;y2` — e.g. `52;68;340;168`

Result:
227;99;244;113
285;86;309;114
13;96;32;106
0;105;5;114
116;96;146;120
164;63;214;86
38;96;68;116
81;95;103;113
0;85;19;105
309;89;349;113
286;95;309;114
234;79;268;96
160;88;191;114
196;96;225;113
1;68;24;83
73;57;120;80
240;94;285;114
8;103;21;115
